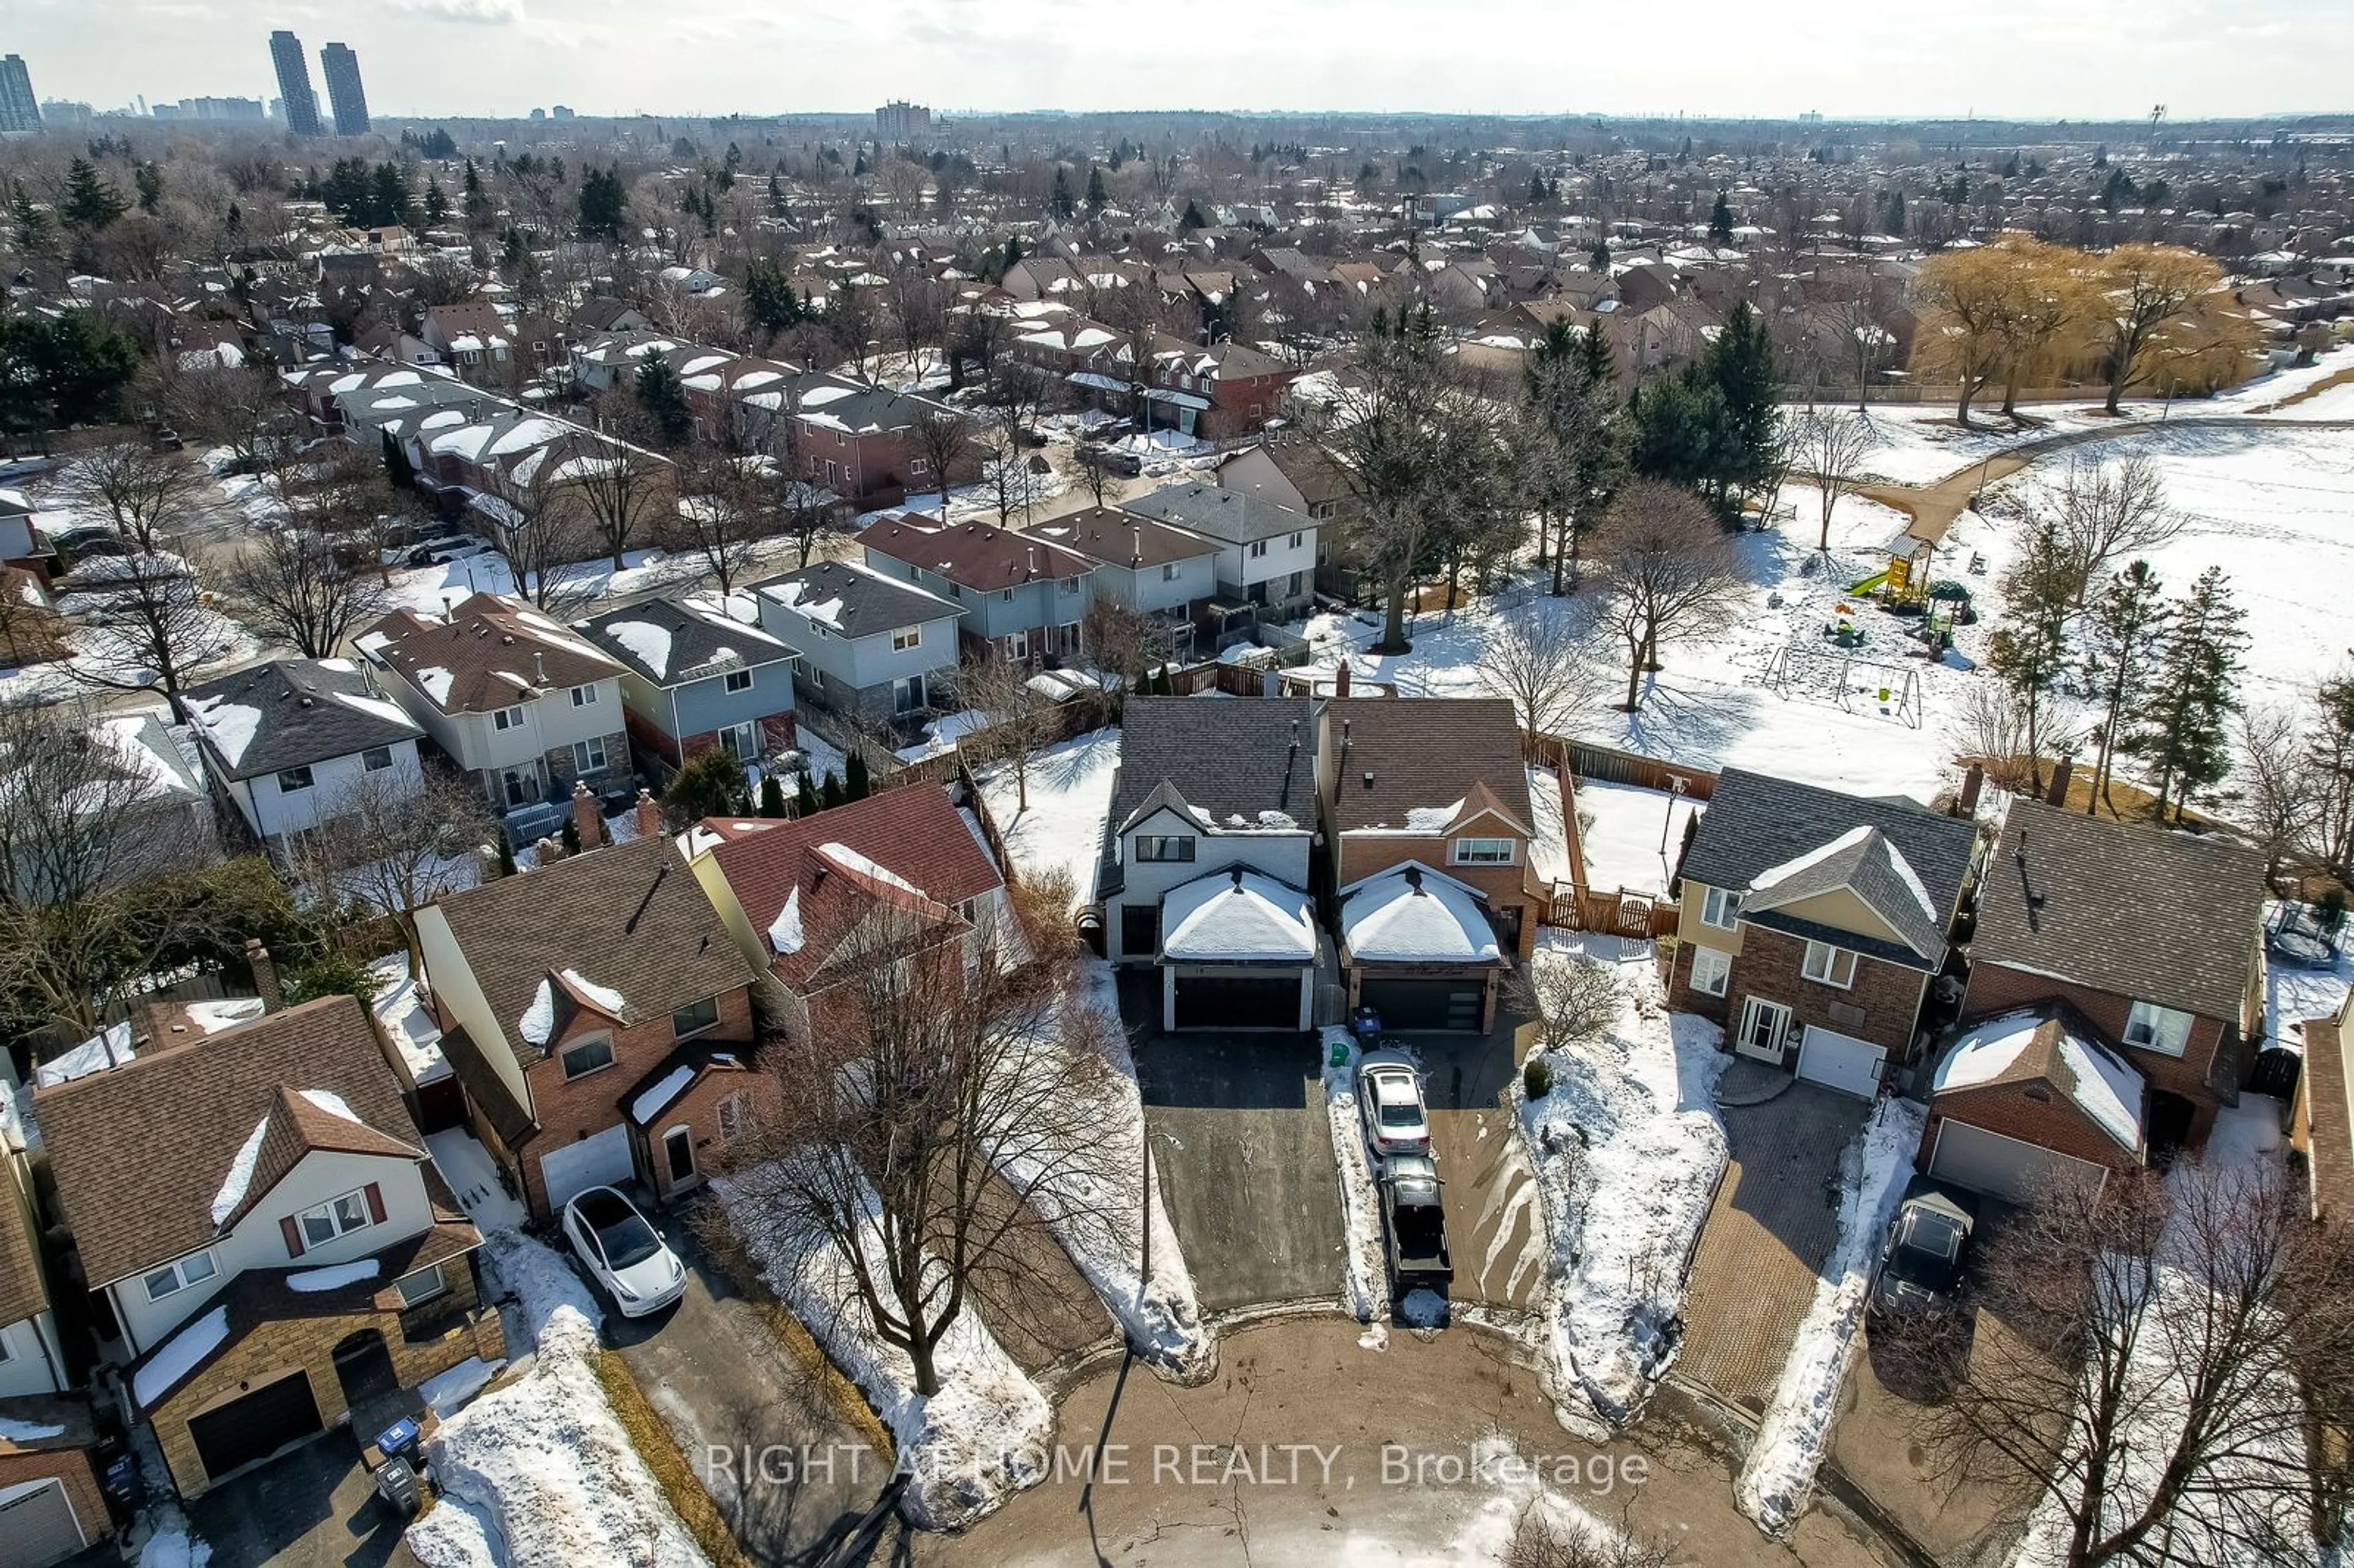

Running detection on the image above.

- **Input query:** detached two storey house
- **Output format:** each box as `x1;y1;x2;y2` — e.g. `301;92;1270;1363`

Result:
861;514;1097;665
359;593;630;821
1026;506;1222;661
181;658;428;853
752;560;962;729
1100;698;1320;1032
574;596;802;772
1123;484;1317;625
1669;769;1979;1099
36;997;498;1499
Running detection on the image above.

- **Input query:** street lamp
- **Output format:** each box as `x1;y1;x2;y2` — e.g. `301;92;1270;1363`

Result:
1659;774;1689;856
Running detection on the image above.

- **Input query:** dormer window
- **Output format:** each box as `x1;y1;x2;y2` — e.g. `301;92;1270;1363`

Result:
1134;834;1196;863
1453;837;1515;866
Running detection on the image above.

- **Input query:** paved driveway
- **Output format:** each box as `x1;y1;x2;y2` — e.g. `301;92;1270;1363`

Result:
188;1428;421;1568
1409;1020;1542;1311
1675;1081;1867;1412
606;1222;887;1565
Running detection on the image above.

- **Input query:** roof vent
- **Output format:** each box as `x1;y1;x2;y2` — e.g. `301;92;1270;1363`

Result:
533;651;547;684
1362;771;1374;790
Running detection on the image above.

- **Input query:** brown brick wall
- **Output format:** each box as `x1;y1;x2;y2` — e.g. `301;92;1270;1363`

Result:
519;988;755;1219
0;1445;112;1548
1717;924;1930;1059
642;1070;780;1200
1666;938;1732;1026
151;1269;502;1497
1962;961;2225;1143
1924;1084;2142;1174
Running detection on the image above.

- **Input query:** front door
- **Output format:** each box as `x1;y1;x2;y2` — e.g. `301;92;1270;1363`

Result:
1735;996;1792;1062
663;1125;696;1187
500;764;537;808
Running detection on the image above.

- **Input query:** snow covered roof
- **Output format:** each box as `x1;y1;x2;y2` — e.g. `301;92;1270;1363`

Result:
1338;864;1503;965
1933;1007;2146;1152
182;657;424;780
1742;823;1948;970
574;595;799;688
1160;868;1317;964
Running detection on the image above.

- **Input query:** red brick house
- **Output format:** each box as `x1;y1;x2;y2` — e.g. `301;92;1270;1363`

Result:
1947;800;2265;1179
742;375;981;510
414;835;769;1218
1922;1004;2149;1202
1141;340;1296;441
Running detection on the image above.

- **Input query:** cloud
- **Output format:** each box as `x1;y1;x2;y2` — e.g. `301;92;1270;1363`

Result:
386;0;525;23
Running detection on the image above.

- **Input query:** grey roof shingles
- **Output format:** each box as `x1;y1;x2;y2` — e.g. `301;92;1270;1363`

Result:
750;558;960;641
1107;696;1319;835
183;658;424;782
1123;482;1309;546
574;597;799;689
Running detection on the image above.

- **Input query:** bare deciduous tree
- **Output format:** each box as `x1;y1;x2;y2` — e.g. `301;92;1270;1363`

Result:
906;407;975;514
1792;407;1874;553
955;650;1057;810
151;363;297;474
285;767;493;979
666;448;771;595
2234;702;2317;884
479;460;598;615
1477;610;1606;739
1506;1499;1674;1568
225;524;394;658
1509;955;1621;1061
1591;479;1746;712
62;549;236;704
55;441;222;554
2032;454;2181;609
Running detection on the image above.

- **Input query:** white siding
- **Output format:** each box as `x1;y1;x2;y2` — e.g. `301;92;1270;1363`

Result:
0;1312;65;1396
237;741;426;843
1105;811;1314;962
375;669;621;774
1214;526;1317;595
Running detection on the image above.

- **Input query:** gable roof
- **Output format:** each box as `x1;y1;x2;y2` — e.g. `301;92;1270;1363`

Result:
1108;697;1318;834
573;596;798;687
181;658;424;780
1222;438;1352;508
1123;482;1309;546
362;593;624;715
1323;698;1531;837
750;558;960;639
1027;507;1221;570
1743;823;1951;970
1932;1003;2147;1152
1680;768;1976;939
428;834;755;1075
1975;799;2264;1022
863;514;1095;589
35;996;425;1288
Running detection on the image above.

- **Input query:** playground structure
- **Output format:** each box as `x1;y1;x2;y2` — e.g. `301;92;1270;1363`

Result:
1759;639;1927;728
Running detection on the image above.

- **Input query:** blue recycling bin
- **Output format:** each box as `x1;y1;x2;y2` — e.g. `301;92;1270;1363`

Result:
375;1417;422;1469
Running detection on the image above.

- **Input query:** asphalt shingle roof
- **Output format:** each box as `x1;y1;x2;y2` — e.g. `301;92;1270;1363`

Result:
574;596;798;688
750;559;960;641
1123;482;1308;546
1323;699;1530;835
1108;697;1319;834
182;658;424;781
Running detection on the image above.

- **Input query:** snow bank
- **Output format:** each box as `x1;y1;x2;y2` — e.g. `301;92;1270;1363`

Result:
1320;1029;1390;1326
1515;933;1729;1430
1735;1097;1926;1536
715;1159;1053;1530
1574;778;1701;897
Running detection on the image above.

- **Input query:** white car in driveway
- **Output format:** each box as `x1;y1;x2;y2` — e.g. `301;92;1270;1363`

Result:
562;1186;687;1317
1358;1055;1431;1159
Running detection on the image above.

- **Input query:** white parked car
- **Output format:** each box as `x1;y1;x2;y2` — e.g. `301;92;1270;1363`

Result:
1358;1056;1431;1159
562;1186;687;1317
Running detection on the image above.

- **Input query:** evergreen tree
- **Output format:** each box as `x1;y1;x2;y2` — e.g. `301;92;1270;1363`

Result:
767;172;787;217
1085;166;1107;209
634;354;694;447
1050;167;1075;219
743;256;804;337
497;834;517;877
820;770;844;810
1590;239;1610;269
843;750;870;801
1528;172;1547;205
0;311;142;435
9;181;53;257
381;428;415;488
1708;190;1734;243
422;180;449;226
1179;199;1207;231
1986;516;2077;792
667;746;750;823
560;813;582;856
793;771;820;816
61;158;128;232
371;162;413;227
134;163;164;215
462;158;493;227
2079;560;2168;814
2125;566;2247;821
577;166;627;241
1885;189;1906;233
759;774;788;818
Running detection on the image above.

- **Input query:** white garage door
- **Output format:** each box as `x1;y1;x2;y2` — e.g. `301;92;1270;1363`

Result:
1929;1119;2107;1205
539;1124;636;1210
0;1478;86;1568
1796;1026;1886;1099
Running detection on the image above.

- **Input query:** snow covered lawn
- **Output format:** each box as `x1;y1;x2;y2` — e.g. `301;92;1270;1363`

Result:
974;728;1120;908
714;1161;1052;1530
1319;1029;1390;1331
1514;932;1729;1433
1734;1097;1927;1537
1574;778;1702;897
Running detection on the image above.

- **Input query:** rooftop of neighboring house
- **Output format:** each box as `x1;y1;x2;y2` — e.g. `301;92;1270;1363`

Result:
1109;696;1319;836
423;300;512;344
358;592;625;716
181;657;424;782
568;329;692;369
863;514;1095;590
1219;437;1354;509
1149;339;1292;382
750;558;961;640
779;376;951;436
1123;482;1310;546
1932;1002;2147;1152
699;785;1002;987
1680;767;1978;969
1975;799;2264;1024
1026;506;1221;570
573;596;798;689
428;833;755;1075
33;995;442;1291
0;1090;46;1328
1322;698;1532;837
571;295;652;333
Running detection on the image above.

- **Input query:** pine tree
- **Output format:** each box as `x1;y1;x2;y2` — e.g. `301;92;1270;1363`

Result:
2125;566;2246;821
1590;240;1610;270
1528;172;1547;205
496;834;517;877
1179;199;1207;231
793;771;820;816
634;354;694;446
560;813;582;856
1708;190;1734;243
820;770;844;810
2079;560;2168;815
843;750;870;801
371;162;413;228
577;166;627;241
422;180;449;226
134;163;164;215
61;158;128;232
1050;167;1075;219
759;774;788;818
1085;166;1107;210
1987;516;2076;792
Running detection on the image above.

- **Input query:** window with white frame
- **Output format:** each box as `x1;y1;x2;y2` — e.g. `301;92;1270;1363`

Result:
573;737;607;774
142;1250;219;1303
560;1035;614;1078
275;766;314;793
891;626;921;652
2124;999;2194;1057
1701;886;1743;929
1133;834;1196;863
570;684;597;707
910;457;930;475
1161;562;1179;581
1802;940;1858;989
493;705;526;731
1248;539;1268;558
362;746;394;772
1000;587;1015;603
1059;576;1080;595
394;1263;447;1307
1452;837;1516;866
299;1189;375;1247
672;996;720;1038
1288;531;1303;549
1689;945;1731;997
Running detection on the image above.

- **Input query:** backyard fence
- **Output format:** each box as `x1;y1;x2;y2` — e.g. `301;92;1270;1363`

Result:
1523;733;1719;802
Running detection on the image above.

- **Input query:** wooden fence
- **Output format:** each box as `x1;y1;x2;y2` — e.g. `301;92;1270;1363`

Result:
1523;733;1718;802
1545;886;1680;940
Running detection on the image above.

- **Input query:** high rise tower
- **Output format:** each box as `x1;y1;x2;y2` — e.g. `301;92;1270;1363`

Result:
268;30;321;135
319;42;369;135
0;55;40;134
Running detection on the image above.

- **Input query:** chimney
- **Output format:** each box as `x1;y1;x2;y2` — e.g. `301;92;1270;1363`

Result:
2044;758;2074;809
245;938;283;1012
573;778;600;848
533;650;547;686
1335;659;1351;699
633;787;661;841
1957;762;1984;816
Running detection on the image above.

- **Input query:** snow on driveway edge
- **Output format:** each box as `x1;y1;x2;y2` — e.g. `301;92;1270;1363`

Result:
1320;1029;1390;1331
1734;1097;1927;1537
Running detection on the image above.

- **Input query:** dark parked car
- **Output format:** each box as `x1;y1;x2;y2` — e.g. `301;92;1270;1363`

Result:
1871;1180;1976;1315
1376;1152;1453;1293
1078;444;1144;478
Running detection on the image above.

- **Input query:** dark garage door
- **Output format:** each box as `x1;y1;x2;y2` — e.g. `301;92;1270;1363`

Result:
1172;973;1300;1030
188;1371;323;1486
1360;978;1484;1032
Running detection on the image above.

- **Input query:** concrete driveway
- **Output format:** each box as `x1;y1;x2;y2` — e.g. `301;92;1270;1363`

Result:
1126;972;1344;1312
606;1220;888;1565
187;1428;422;1568
1675;1081;1868;1412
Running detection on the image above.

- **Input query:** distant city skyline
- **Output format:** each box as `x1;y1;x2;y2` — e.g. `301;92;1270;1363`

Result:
6;0;2354;123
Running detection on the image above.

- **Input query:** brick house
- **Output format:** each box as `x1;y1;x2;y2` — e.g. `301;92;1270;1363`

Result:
420;302;516;381
415;834;768;1219
1952;800;2264;1166
35;997;498;1499
0;1396;112;1565
1669;769;1979;1098
1140;340;1296;441
1316;698;1561;1031
1921;1005;2148;1203
685;786;1011;1046
747;376;981;511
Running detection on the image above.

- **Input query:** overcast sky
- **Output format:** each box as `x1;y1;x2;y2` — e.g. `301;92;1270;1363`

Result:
14;0;2351;122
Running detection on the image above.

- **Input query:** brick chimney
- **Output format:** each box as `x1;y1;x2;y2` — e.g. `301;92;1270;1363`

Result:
245;938;283;1012
1334;659;1351;699
634;788;661;841
2044;758;2074;809
572;778;600;848
1957;762;1984;816
536;834;565;864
